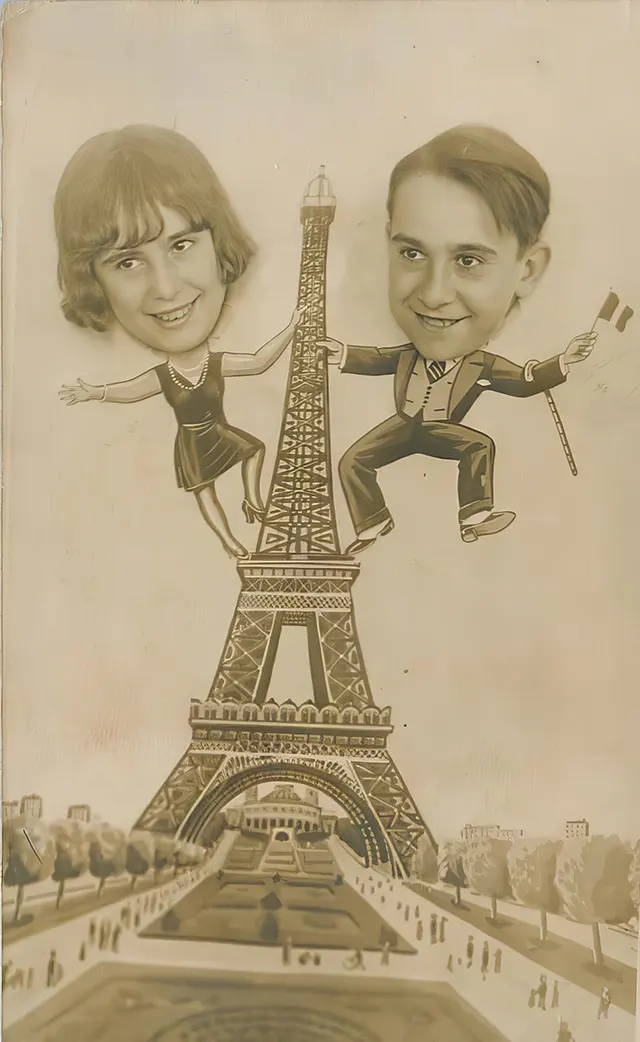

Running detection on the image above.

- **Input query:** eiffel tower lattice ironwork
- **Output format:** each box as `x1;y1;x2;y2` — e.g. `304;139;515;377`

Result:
134;169;437;876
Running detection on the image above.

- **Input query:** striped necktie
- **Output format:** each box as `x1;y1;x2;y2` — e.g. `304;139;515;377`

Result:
426;359;446;383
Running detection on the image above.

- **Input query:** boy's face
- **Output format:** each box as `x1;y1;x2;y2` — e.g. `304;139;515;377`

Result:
94;205;225;355
387;173;549;362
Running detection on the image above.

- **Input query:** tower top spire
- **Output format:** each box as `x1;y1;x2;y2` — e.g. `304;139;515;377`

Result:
302;166;336;215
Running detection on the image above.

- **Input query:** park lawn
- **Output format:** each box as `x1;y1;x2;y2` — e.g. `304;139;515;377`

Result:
407;883;636;1015
2;871;174;948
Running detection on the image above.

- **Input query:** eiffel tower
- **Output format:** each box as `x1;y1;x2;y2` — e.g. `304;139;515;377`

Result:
135;169;437;876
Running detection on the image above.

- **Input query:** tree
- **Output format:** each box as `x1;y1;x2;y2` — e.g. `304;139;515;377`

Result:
173;841;202;873
555;834;634;965
463;838;512;921
628;840;640;913
126;831;155;891
87;822;127;898
50;819;91;909
336;818;366;859
3;816;55;921
507;837;561;940
437;840;468;904
153;835;176;884
413;834;438;883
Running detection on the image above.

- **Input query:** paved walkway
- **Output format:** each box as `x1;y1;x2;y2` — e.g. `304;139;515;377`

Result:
327;838;636;1042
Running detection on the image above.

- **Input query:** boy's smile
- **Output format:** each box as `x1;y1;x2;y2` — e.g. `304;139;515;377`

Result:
94;205;226;355
387;173;549;361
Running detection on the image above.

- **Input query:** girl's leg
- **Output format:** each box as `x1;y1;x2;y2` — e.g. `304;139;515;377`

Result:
195;485;248;558
242;445;266;510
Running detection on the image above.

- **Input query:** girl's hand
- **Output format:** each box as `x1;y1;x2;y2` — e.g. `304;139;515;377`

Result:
58;378;99;405
290;303;310;327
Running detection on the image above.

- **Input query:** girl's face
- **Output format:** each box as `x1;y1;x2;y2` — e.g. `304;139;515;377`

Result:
94;205;226;355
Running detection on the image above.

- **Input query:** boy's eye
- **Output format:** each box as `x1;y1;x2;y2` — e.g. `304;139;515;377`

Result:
400;247;425;262
171;239;194;255
456;255;481;269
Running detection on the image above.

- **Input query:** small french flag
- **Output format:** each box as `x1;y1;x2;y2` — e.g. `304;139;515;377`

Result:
596;291;634;333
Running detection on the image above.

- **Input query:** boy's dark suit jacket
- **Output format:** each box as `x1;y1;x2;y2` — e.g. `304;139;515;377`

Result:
341;343;567;420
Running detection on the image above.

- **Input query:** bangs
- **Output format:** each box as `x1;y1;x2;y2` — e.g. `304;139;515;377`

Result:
65;151;208;259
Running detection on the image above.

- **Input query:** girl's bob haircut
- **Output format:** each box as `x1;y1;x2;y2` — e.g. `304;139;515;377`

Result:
54;124;256;332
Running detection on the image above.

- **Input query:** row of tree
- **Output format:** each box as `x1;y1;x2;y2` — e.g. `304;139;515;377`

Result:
2;815;209;921
411;832;640;966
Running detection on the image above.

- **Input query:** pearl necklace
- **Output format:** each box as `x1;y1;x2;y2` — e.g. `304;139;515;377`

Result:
168;351;210;389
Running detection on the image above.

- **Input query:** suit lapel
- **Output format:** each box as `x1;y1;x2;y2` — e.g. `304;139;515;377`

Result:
395;349;417;412
449;352;486;415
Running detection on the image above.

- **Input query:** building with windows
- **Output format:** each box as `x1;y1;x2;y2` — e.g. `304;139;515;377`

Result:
565;818;590;839
2;801;20;821
20;794;43;819
230;784;337;836
67;804;91;823
461;824;523;842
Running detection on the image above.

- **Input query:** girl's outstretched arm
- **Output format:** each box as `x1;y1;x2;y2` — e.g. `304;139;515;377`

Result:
221;305;307;377
59;368;162;405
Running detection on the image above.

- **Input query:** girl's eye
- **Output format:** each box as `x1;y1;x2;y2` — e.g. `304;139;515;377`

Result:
116;257;141;271
172;239;194;255
456;255;481;269
400;248;425;262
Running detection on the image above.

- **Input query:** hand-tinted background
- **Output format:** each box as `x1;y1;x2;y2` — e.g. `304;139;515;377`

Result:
3;0;639;840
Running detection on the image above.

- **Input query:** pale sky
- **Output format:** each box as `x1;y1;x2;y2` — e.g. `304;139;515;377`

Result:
3;1;639;844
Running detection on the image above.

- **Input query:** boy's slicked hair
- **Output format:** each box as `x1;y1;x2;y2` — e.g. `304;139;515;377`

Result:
387;125;550;253
54;125;256;332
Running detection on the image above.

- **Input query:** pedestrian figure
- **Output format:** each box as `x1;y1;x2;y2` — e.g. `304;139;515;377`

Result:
88;919;97;944
344;949;365;971
466;935;474;968
404;905;410;922
415;904;420;919
103;921;112;946
446;954;453;972
134;911;141;928
282;935;292;966
481;940;489;979
380;895;385;904
416;919;424;941
537;974;548;1010
360;884;365;895
439;916;447;943
597;986;611;1020
78;942;86;961
381;941;391;966
111;925;122;952
493;948;502;974
46;951;57;988
299;951;311;966
26;968;34;989
528;989;536;1008
429;913;437;944
556;1017;574;1041
98;923;106;950
397;901;402;911
551;979;560;1009
313;953;321;967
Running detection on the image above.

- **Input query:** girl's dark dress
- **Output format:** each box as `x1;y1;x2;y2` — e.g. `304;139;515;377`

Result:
155;352;262;492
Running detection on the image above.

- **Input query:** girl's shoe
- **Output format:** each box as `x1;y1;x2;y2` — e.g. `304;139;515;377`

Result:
242;500;266;524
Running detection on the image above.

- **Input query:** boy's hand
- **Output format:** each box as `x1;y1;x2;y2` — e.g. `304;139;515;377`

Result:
562;331;598;367
317;337;343;365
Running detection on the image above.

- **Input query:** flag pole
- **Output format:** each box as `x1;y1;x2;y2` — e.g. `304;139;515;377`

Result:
543;297;603;478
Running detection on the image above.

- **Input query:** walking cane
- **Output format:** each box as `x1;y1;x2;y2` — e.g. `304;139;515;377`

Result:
543;308;600;477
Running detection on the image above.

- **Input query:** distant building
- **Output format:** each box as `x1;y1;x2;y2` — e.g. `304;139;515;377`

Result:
565;818;590;839
2;801;20;821
461;824;523;842
67;804;91;823
230;784;336;836
20;794;43;819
